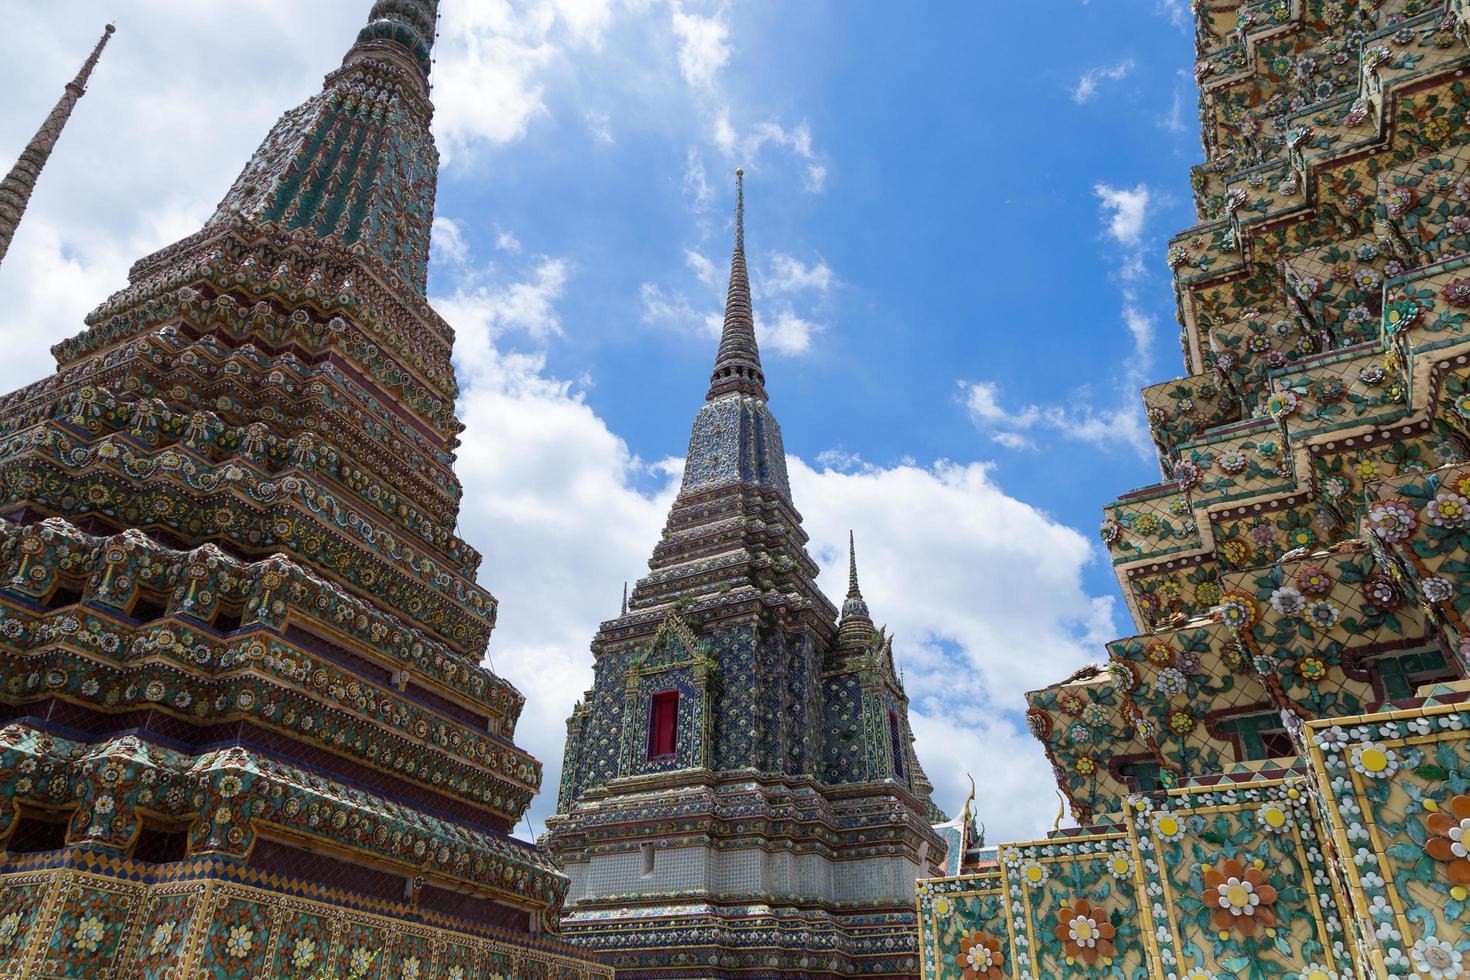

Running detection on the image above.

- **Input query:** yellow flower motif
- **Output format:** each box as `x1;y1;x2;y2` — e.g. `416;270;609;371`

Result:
73;915;106;954
1154;813;1185;841
0;912;20;947
1258;803;1293;834
148;921;175;955
225;925;253;959
1425;116;1453;143
291;936;316;970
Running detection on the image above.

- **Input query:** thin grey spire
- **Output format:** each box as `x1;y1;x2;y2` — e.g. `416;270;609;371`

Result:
706;169;768;401
0;24;114;269
839;530;872;632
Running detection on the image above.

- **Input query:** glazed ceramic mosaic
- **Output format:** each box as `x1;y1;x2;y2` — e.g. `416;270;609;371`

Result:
0;1;609;977
544;176;948;976
922;1;1470;977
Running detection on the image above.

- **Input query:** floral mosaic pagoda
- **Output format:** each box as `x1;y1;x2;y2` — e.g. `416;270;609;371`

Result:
544;174;948;978
918;1;1470;978
0;2;609;977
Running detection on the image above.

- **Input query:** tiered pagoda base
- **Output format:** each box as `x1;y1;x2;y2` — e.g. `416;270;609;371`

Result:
0;842;604;977
918;0;1470;978
553;774;933;978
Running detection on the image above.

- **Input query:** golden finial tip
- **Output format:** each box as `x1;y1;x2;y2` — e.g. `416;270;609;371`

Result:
736;168;744;177
105;24;116;33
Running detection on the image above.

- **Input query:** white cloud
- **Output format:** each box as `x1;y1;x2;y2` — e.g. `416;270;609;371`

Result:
791;456;1115;837
1122;295;1155;369
815;448;866;472
429;0;633;160
496;230;524;253
639;281;710;335
670;4;731;89
642;249;832;357
584;109;614;144
682;148;714;214
550;0;619;46
991;431;1036;451
685;249;720;287
713;112;739;155
1162;82;1187;133
756;308;820;355
1095;182;1151;249
963;381;1048;430
1072;58;1135;103
766;253;834;295
440;257;570;347
955;182;1161;460
432;217;471;267
1158;0;1188;28
431;2;559;158
720;120;827;193
960;381;1151;457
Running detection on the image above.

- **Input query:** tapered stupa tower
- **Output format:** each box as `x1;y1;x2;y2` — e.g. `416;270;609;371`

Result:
0;24;114;268
546;174;944;979
0;4;607;977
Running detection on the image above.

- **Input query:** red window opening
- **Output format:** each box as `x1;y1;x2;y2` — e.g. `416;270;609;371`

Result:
889;711;906;778
649;690;680;758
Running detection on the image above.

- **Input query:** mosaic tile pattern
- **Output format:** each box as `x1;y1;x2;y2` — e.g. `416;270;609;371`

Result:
0;1;604;976
546;177;946;975
927;2;1470;977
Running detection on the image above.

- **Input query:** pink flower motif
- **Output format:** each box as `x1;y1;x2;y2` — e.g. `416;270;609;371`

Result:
1385;186;1418;218
1296;565;1333;595
1443;277;1470;308
1365;574;1400;609
1367;499;1418;543
1427;492;1470;528
1249;524;1278;546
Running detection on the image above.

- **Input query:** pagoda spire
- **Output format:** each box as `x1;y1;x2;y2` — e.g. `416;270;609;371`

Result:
0;24;114;269
345;0;440;91
839;531;874;640
196;0;444;294
707;169;768;402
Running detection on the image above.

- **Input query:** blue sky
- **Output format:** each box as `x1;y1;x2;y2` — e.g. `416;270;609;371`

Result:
0;0;1200;842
